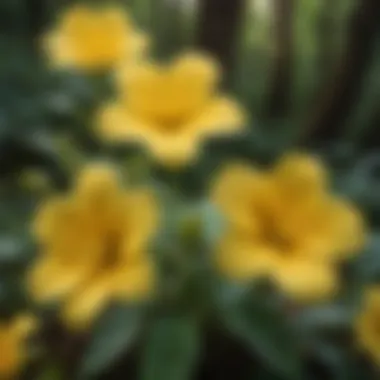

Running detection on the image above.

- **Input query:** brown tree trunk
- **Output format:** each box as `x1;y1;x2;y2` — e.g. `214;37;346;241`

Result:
262;0;295;119
196;0;246;86
301;0;380;143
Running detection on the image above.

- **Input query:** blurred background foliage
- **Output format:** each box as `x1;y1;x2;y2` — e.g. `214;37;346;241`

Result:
0;0;379;379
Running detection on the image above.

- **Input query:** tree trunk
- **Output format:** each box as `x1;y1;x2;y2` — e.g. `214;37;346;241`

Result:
316;0;340;81
196;0;246;86
262;0;295;119
301;0;380;143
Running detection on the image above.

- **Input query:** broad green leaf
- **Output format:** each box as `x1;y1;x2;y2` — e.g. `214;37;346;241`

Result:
219;284;303;379
140;315;200;380
79;304;142;379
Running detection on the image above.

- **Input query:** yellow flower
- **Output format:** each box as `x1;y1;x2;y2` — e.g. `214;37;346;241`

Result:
43;4;149;71
211;153;365;302
98;52;247;166
28;163;158;330
356;287;380;365
0;315;38;378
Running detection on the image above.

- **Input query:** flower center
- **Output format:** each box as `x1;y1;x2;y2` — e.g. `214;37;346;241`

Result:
101;232;122;270
255;206;295;254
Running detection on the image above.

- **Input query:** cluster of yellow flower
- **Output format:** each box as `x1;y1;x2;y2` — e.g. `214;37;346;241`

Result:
0;3;378;377
43;3;247;167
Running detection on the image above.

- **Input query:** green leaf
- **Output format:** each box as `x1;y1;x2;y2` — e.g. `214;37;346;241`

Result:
220;284;303;379
79;304;142;379
140;315;200;380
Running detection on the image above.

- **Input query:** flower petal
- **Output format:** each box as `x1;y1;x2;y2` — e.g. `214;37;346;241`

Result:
122;190;159;260
62;276;114;330
143;128;202;167
356;310;380;364
97;102;152;143
300;198;366;263
271;258;338;302
211;163;265;234
33;196;69;243
186;96;247;136
173;51;222;92
27;258;91;303
216;235;279;281
274;152;328;199
42;31;75;68
112;262;155;300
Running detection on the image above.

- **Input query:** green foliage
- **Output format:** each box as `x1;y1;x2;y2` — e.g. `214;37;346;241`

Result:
0;0;378;380
140;315;200;380
80;305;142;379
217;283;303;379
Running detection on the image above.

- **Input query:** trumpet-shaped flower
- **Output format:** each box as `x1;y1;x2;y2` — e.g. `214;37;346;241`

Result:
98;53;247;166
43;4;149;71
0;315;37;378
356;287;380;365
28;163;158;330
211;153;365;302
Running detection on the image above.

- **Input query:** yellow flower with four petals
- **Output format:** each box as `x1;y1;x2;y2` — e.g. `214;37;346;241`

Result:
28;163;158;330
98;53;247;166
212;153;365;302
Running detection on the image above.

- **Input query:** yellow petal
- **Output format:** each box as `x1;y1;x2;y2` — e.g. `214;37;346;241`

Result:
145;128;203;167
73;163;124;215
0;314;39;378
210;163;266;234
326;198;366;257
356;311;380;364
32;196;68;243
97;102;151;143
364;287;380;308
271;259;338;302
118;62;164;114
27;258;90;302
47;4;142;70
274;152;328;198
216;236;278;281
62;276;114;330
112;262;155;300
0;334;23;378
42;31;76;68
97;103;204;166
59;4;96;31
185;96;247;136
173;51;221;92
122;190;159;260
300;198;366;263
121;31;150;66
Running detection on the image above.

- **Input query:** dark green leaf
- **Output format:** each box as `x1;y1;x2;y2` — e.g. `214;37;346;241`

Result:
220;284;303;379
79;304;142;379
140;315;200;380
